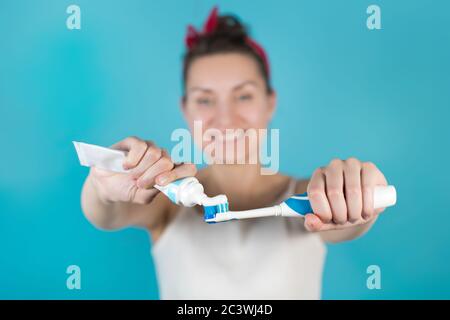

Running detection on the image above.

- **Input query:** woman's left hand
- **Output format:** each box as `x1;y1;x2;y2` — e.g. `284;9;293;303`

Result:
305;158;387;232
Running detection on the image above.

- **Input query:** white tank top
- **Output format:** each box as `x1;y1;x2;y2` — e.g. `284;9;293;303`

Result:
151;178;327;299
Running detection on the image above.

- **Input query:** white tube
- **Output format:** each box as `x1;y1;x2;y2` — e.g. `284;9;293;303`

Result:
73;141;128;173
373;185;397;209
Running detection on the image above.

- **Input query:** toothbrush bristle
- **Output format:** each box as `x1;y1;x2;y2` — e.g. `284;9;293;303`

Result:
219;202;229;213
203;201;229;223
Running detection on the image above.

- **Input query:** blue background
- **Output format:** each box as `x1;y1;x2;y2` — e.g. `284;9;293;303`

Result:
1;0;449;299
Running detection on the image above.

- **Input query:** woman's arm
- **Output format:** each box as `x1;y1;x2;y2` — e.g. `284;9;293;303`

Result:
81;173;169;231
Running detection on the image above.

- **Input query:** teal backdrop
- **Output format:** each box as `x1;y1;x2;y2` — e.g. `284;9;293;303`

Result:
1;0;449;299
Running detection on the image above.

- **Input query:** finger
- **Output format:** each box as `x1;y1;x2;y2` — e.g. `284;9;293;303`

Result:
136;152;174;189
306;217;370;232
374;167;388;215
343;158;363;223
325;159;348;224
111;136;148;170
130;143;163;179
131;187;159;205
361;162;382;220
304;214;324;232
155;163;197;186
307;168;332;223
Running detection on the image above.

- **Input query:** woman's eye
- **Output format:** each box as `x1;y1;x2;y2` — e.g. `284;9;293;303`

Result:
196;98;212;106
237;94;252;102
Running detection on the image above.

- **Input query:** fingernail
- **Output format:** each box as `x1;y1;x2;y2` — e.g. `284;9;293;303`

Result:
158;175;168;185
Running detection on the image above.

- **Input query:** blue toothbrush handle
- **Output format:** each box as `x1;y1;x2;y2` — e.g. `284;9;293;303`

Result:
282;193;313;216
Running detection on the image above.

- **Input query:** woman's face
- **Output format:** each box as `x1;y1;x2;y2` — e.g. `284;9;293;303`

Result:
182;53;276;164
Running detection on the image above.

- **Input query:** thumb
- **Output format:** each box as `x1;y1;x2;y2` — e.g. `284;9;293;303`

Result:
304;213;324;232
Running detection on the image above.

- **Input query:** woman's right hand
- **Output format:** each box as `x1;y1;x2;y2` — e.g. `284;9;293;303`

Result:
88;136;197;205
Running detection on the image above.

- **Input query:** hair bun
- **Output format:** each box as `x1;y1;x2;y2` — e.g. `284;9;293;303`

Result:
209;15;248;41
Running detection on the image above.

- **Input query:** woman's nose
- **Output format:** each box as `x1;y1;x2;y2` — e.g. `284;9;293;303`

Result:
214;101;235;128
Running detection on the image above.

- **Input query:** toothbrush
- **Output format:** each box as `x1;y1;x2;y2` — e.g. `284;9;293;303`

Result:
203;186;397;223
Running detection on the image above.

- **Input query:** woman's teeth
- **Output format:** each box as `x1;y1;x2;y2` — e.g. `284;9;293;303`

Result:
215;130;245;142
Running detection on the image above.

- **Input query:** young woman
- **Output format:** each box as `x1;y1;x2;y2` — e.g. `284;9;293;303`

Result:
80;7;388;299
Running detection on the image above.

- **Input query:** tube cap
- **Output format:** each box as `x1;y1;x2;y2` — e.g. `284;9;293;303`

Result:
373;185;397;209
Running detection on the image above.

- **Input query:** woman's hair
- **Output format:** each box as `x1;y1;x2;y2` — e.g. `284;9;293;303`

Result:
182;14;272;94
